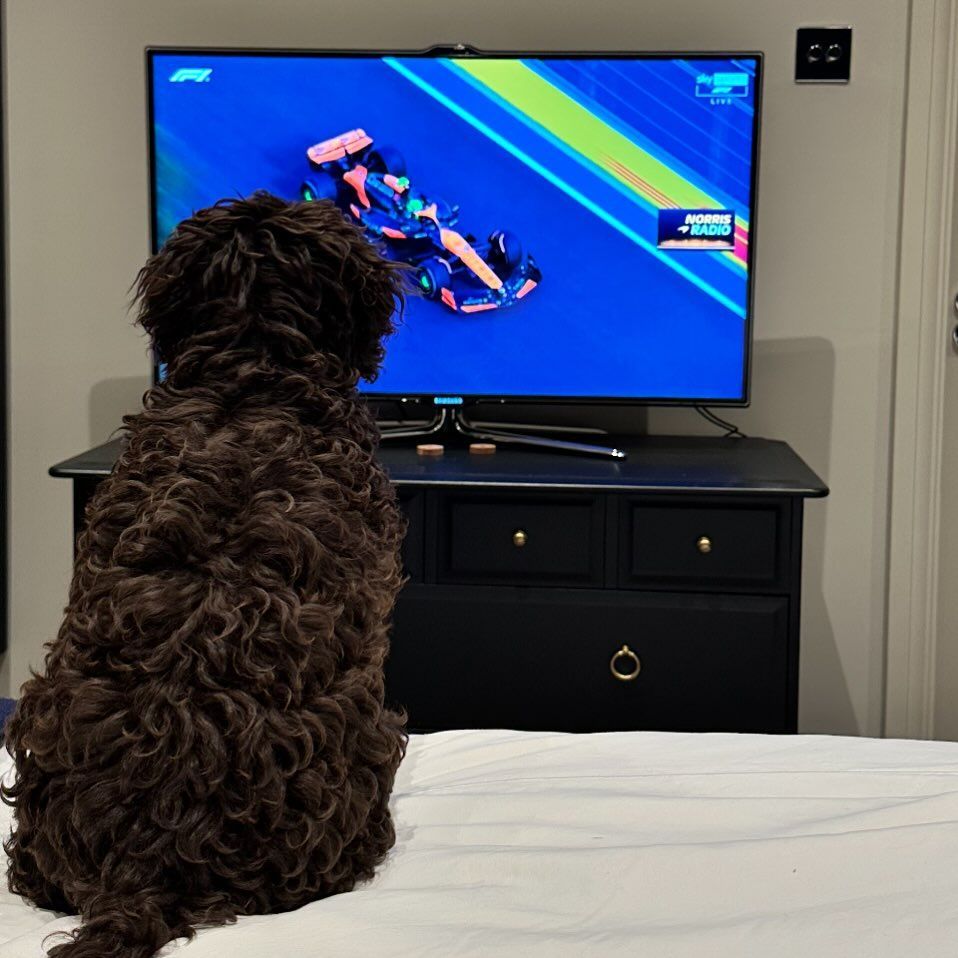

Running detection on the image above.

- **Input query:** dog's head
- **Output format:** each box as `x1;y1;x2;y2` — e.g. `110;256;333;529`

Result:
134;192;405;383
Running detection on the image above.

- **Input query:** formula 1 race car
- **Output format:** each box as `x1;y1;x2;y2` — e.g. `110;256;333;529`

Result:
300;128;540;313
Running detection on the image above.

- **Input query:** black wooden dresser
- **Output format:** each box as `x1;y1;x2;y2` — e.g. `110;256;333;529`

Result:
51;436;827;735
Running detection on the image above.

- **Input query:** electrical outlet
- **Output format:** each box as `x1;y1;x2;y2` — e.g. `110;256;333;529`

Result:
795;27;852;83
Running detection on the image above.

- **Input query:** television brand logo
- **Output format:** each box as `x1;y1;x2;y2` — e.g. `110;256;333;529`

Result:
168;68;212;83
694;72;749;99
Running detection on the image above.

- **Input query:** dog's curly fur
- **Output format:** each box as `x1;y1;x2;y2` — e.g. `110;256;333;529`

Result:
1;193;409;957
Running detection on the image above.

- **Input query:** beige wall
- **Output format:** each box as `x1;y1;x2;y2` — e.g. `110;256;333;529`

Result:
2;0;909;736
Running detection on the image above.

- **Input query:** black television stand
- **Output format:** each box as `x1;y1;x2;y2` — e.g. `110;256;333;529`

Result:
50;436;828;732
378;406;627;460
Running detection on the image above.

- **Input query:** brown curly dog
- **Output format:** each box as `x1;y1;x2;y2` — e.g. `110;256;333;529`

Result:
2;193;409;957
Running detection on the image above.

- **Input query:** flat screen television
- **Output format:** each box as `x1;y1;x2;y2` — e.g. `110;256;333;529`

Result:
148;48;761;405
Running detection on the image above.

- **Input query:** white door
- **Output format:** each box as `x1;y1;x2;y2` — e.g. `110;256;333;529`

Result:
885;0;958;739
934;298;958;737
933;48;958;736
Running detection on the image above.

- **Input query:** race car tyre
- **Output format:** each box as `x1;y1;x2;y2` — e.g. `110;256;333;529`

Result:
301;173;338;203
366;145;407;177
418;257;452;300
488;230;523;270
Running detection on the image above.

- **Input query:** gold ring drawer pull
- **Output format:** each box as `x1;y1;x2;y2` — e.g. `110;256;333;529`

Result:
697;535;713;554
610;645;641;682
513;529;528;548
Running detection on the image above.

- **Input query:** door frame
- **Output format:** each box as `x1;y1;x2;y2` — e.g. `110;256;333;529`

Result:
885;0;958;738
0;0;7;656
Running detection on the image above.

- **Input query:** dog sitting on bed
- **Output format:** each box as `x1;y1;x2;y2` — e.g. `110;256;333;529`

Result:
2;193;409;957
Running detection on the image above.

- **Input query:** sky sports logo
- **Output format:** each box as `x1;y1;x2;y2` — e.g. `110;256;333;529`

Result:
657;209;736;250
694;72;749;98
168;68;212;83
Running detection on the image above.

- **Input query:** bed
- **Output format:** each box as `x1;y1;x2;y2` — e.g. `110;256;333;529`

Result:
3;728;958;956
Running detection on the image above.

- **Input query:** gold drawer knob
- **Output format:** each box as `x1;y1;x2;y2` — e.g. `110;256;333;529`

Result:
696;535;713;554
513;529;528;548
610;645;641;682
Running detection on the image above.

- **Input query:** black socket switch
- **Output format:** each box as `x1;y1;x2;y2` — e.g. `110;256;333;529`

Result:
796;27;852;83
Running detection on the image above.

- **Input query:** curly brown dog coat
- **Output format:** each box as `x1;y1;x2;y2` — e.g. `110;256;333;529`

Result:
2;193;409;957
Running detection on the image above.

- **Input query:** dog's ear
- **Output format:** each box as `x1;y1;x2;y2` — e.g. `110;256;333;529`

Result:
133;193;406;382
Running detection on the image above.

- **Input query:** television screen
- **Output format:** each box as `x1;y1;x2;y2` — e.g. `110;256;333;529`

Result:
149;50;761;404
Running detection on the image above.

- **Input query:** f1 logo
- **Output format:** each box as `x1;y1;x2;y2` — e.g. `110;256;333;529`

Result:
168;68;212;83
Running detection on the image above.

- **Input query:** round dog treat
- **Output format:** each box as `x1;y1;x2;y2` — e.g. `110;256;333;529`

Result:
469;442;497;455
416;443;444;457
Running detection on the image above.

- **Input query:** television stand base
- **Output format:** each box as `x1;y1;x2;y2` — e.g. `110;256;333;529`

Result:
379;407;627;460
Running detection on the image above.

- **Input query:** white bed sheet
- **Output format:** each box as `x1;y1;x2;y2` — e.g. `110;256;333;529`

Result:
3;728;958;956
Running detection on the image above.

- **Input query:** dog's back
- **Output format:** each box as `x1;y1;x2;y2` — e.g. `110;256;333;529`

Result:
2;194;408;957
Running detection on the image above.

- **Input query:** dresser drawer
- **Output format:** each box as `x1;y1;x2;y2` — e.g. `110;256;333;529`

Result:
398;489;424;582
386;586;790;733
436;493;605;587
620;500;787;591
